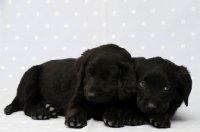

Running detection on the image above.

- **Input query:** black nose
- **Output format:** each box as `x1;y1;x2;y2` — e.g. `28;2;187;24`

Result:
146;103;156;112
87;92;97;100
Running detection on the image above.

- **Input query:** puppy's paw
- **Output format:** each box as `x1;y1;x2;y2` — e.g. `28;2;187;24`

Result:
65;115;87;128
31;108;50;120
103;113;123;128
122;111;144;126
149;114;171;128
45;104;59;118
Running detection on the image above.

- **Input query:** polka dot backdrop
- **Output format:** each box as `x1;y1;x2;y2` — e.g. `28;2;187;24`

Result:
0;0;200;132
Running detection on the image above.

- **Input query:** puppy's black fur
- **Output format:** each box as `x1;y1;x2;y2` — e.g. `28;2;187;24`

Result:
65;44;137;128
121;57;192;128
4;44;137;128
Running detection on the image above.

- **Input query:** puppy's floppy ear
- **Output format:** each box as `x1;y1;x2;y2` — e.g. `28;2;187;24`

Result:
118;63;137;100
178;66;192;106
76;51;90;89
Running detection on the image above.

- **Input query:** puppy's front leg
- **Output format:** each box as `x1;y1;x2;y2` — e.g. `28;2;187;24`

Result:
65;92;92;128
148;113;170;128
103;108;123;128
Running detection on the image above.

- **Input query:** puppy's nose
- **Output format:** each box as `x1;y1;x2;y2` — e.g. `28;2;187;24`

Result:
87;92;97;100
146;103;156;112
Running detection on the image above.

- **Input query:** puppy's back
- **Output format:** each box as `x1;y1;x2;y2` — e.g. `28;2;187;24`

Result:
39;59;78;107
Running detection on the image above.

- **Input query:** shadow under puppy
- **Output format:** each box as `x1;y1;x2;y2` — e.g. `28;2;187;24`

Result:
4;44;137;128
118;57;192;128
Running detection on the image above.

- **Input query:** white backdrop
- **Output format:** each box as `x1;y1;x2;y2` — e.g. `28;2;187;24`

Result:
0;0;200;132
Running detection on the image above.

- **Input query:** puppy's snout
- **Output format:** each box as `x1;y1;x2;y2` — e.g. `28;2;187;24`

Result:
87;92;97;100
146;103;156;112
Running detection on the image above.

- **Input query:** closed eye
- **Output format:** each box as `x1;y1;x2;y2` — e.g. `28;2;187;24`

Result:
103;71;118;80
105;74;118;82
106;75;114;79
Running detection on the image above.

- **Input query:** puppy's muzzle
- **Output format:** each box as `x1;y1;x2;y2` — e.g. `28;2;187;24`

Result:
146;103;156;112
87;92;98;100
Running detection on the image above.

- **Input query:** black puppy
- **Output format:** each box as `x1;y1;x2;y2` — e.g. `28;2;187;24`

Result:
4;44;137;128
121;57;192;128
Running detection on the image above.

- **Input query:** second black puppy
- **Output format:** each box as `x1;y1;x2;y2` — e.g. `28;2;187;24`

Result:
121;57;192;128
4;44;137;128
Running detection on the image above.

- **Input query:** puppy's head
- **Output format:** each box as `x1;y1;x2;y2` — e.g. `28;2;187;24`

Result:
135;57;192;114
77;44;137;103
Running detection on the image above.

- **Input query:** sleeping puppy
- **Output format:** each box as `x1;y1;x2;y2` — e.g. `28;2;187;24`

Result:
121;57;192;128
4;44;137;128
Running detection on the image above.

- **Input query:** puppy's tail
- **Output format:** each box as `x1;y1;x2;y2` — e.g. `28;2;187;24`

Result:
4;96;21;115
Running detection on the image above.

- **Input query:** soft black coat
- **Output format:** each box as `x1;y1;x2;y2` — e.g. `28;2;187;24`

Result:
4;44;137;128
119;57;192;128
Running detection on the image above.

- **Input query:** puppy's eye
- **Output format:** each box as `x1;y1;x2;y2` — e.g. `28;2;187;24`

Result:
163;85;171;91
140;81;147;88
106;75;115;81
